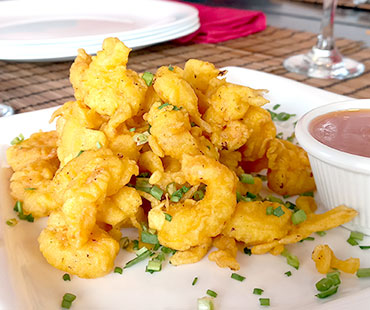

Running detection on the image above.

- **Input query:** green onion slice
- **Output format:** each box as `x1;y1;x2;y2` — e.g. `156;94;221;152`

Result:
291;209;307;225
359;246;370;250
192;277;198;286
206;289;217;298
168;64;174;71
300;191;314;197
6;218;18;226
150;185;163;200
239;173;254;184
193;190;205;201
63;273;71;281
166;182;177;196
231;273;245;282
10;133;24;145
315;277;334;292
129;127;136;132
243;247;252;256
125;249;151;268
347;237;359;246
158;102;170;110
197;297;214;310
259;298;270;306
326;271;341;286
141;231;159;245
142;72;154;86
96;141;102;149
356;268;370;278
253;288;264;295
133;131;150;146
316;231;326;237
119;237;130;249
61;300;72;309
315;286;338;299
63;293;77;303
114;267;123;274
273;206;285;217
350;231;364;241
164;213;172;222
266;206;274;215
285;271;292;277
147;260;162;272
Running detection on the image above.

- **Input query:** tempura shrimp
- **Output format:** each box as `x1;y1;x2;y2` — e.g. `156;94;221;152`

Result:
148;154;237;251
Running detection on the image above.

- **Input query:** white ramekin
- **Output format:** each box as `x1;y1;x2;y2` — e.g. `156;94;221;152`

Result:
295;99;370;235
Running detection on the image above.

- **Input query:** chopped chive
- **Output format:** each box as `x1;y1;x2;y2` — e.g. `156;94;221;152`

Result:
316;231;326;237
168;64;174;71
119;237;130;249
291;209;307;225
166;182;177;195
164;213;172;222
359;246;370;250
154;252;165;262
25;187;36;191
161;246;175;255
146;260;162;272
10;133;24;145
172;105;181;111
206;289;217;298
153;243;161;251
276;112;296;121
6;218;17;226
141;231;159;245
246;192;257;199
299;236;315;242
253;288;264;295
150;185;163;200
239;173;254;184
129;127;136;132
14;201;22;213
285;201;297;212
158;102;170;110
326;271;341;286
287;254;300;270
315;277;334;292
132;239;139;250
356;268;370;278
192;277;198;286
266;206;274;215
236;192;251;203
96;141;102;149
285;271;292;277
63;273;71;281
286;132;295;142
61;300;72;309
273;206;285;217
276;132;284;139
114;267;123;274
256;174;267;182
300;191;314;197
193;190;205;201
197;297;214;310
133;131;150;146
63;293;76;303
125;249;151;268
259;298;270;306
315;286;338;299
265;195;284;204
142;72;154;86
243;247;252;256
350;231;364;241
273;104;280;110
347;238;359;246
136;246;149;256
76;150;84;157
231;273;245;282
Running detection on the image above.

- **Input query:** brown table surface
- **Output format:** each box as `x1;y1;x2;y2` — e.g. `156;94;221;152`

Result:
1;26;369;115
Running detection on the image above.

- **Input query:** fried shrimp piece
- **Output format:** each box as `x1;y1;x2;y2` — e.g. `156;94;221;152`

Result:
239;106;276;162
209;235;240;270
153;66;211;132
146;102;202;160
38;211;119;278
6;131;58;171
312;244;360;274
223;201;292;246
148;154;237;251
170;238;212;266
266;138;316;196
70;38;147;132
252;205;358;254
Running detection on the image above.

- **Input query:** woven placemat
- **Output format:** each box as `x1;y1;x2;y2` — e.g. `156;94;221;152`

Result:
0;26;369;114
288;0;370;10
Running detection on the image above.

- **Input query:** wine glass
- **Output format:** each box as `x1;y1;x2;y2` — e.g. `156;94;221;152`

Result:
0;104;14;117
283;0;365;79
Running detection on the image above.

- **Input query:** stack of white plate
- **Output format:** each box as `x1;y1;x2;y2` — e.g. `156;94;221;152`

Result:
0;0;200;62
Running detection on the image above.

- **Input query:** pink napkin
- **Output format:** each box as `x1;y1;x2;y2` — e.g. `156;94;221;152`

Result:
174;2;266;44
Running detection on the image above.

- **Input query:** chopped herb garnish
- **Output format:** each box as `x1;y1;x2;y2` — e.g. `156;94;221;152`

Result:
316;231;326;237
193;190;205;201
326;271;341;286
359;246;370;250
146;260;162;272
276;112;296;121
299;236;315;242
206;289;217;298
164;213;172;222
273;104;280;110
129;127;136;132
197;297;214;310
347;238;359;246
173;105;181;111
265;195;284;204
6;218;18;226
315;277;334;292
286;132;295;142
141;231;159;245
273;206;285;217
150;185;163;200
132;239;139;250
13;201;34;222
291;209;307;225
158;102;170;110
285;271;292;277
170;186;190;202
168;64;174;71
62;293;76;309
10;133;24;145
253;288;264;295
133;131;150;146
114;267;123;274
161;246;176;255
76;150;84;157
276;132;284;139
96;141;102;149
119;237;130;249
356;268;370;278
315;286;338;299
166;182;177;196
256;174;267;182
281;249;299;269
192;277;198;286
63;273;71;281
142;72;154;86
266;206;274;215
25;187;36;191
239;173;254;184
231;273;245;282
300;191;314;197
243;247;252;256
350;231;364;241
246;192;257;199
236;192;251;203
125;249;151;268
259;298;270;306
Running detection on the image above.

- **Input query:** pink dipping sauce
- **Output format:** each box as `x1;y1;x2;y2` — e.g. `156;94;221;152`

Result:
309;109;370;158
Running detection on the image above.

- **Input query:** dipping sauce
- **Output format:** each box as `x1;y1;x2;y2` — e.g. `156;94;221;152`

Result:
309;109;370;158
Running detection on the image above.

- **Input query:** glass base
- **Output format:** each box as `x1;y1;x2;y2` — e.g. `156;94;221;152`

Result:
283;47;365;79
0;104;14;117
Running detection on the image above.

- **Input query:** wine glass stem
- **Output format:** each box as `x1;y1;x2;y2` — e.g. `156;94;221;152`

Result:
316;0;337;50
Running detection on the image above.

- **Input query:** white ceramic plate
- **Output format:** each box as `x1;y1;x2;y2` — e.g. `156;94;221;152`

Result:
0;0;199;61
1;67;370;310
